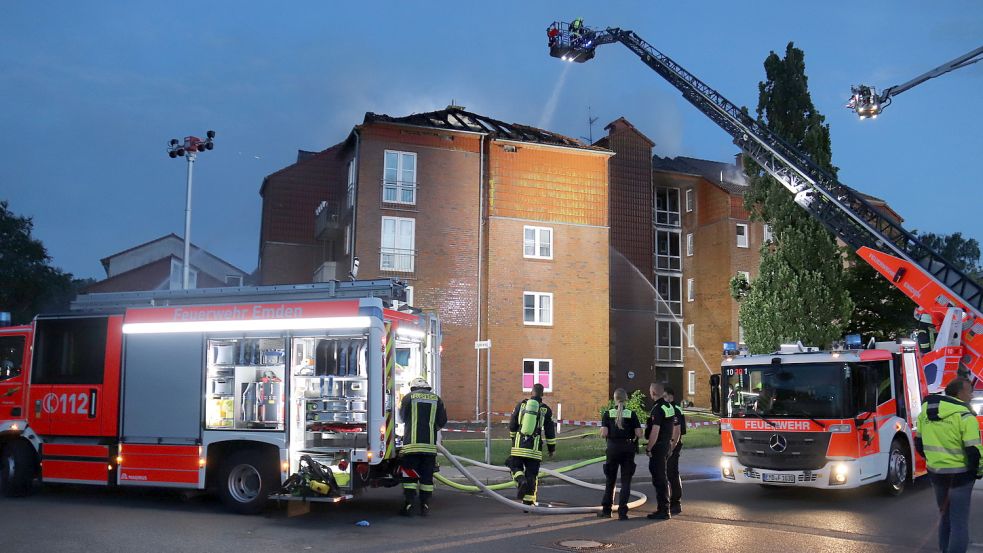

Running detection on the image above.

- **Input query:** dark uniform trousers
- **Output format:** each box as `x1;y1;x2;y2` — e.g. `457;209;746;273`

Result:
400;453;436;503
602;440;636;515
648;440;672;513
667;441;683;509
507;456;541;504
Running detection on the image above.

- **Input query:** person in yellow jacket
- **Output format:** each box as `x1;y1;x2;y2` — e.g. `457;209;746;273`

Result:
915;378;983;553
507;383;556;506
398;378;447;517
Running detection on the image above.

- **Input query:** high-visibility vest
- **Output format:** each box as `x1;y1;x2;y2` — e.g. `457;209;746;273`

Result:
401;390;444;455
916;395;983;475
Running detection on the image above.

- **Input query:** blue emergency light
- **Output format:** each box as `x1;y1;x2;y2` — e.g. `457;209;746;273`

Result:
845;334;862;349
723;341;739;355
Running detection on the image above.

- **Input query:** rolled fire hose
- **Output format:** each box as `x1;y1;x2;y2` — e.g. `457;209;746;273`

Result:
435;443;648;515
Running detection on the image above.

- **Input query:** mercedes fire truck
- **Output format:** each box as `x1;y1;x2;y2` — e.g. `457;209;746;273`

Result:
547;22;983;494
0;279;439;513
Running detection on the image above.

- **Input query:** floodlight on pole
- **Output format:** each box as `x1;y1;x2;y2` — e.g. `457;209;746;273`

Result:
166;131;216;289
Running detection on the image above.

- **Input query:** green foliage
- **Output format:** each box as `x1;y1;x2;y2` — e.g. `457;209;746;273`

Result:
729;272;751;301
0;200;78;323
843;251;915;341
738;43;853;353
914;231;983;282
598;389;647;420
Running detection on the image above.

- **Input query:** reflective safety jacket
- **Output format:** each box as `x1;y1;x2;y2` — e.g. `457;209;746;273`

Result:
915;394;983;476
509;397;556;460
399;389;447;455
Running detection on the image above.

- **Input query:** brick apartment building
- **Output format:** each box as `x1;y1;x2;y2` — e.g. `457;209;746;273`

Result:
600;118;765;407
258;107;611;421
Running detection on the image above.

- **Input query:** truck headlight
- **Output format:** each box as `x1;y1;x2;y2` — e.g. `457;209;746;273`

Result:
721;457;735;480
829;463;849;485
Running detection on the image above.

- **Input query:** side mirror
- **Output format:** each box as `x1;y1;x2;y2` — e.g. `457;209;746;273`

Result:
709;374;721;415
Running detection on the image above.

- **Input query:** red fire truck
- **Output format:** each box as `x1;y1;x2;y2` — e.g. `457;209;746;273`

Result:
0;279;440;513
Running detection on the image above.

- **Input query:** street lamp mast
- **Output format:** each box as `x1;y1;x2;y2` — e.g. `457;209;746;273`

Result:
166;131;215;289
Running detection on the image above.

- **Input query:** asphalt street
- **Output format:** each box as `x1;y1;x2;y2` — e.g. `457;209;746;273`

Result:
1;477;981;553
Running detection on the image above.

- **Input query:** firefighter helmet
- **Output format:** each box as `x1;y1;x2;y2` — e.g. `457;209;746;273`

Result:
409;377;431;390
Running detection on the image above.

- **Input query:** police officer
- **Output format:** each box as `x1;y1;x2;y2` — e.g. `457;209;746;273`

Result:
645;381;678;520
664;386;685;515
915;378;982;553
599;388;642;520
508;383;556;506
398;377;447;517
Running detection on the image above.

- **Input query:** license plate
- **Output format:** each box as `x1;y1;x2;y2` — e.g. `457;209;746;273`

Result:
762;473;796;483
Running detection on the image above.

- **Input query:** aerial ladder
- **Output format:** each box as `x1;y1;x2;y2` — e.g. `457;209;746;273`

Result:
546;22;983;397
846;45;983;119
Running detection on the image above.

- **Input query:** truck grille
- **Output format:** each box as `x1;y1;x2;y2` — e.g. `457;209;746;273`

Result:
731;431;830;471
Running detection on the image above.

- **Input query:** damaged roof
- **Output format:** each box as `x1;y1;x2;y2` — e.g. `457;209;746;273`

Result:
652;154;748;194
363;107;609;152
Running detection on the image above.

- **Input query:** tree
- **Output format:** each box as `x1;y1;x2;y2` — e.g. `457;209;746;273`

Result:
0;200;77;324
843;251;914;341
915;231;983;281
733;43;853;353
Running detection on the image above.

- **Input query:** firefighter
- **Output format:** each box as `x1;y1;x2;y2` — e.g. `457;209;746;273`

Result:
599;388;642;520
645;381;678;520
507;383;556;506
915;378;982;553
568;17;584;41
664;386;685;515
398;377;447;517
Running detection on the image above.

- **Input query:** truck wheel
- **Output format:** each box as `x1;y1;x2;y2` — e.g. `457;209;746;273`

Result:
217;450;277;514
0;440;37;497
882;439;909;496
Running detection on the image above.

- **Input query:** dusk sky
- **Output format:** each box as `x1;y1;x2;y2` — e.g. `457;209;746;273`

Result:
2;2;980;280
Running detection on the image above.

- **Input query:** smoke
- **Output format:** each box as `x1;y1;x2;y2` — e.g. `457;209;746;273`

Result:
721;163;748;186
537;63;572;130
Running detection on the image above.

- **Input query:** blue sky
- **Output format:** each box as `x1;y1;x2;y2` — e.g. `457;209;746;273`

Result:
1;1;981;279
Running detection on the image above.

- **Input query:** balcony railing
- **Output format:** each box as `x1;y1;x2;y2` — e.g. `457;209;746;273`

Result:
379;247;416;278
314;200;341;239
381;180;418;208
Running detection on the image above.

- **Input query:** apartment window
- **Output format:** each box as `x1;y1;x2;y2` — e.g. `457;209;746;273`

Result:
687;278;695;302
169;259;197;290
344;224;351;255
736;223;749;248
522;359;552;392
225;275;243;287
656;230;681;271
381;216;415;272
656;275;681;316
523;226;553;259
383;150;417;205
523;292;553;326
685;233;694;257
346;159;356;208
687;323;695;348
655;187;680;227
687;371;696;396
656;321;682;362
763;224;773;243
738;270;751;284
685;188;694;213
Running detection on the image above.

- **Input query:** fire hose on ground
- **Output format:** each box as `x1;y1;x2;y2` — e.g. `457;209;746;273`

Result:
434;443;648;515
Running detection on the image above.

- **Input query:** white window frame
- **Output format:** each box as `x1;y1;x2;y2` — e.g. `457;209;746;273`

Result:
656;321;682;362
656;275;682;316
687;323;695;348
763;223;773;243
169;259;198;290
523;225;553;260
685;233;694;257
685;188;694;213
346;159;356;209
687;278;695;302
656;230;681;271
738;270;751;283
380;216;415;272
523;291;553;326
344;224;351;255
687;371;696;396
522;358;553;393
383;150;417;205
654;187;681;227
405;285;414;307
736;223;749;248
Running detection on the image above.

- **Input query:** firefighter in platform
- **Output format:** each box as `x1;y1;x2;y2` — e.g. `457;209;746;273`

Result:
508;383;556;506
599;388;642;520
645;381;679;520
664;386;685;515
398;377;447;517
915;378;983;553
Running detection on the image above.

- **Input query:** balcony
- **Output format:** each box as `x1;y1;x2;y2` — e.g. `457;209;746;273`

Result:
314;201;341;240
379;248;416;279
381;180;418;210
313;261;338;283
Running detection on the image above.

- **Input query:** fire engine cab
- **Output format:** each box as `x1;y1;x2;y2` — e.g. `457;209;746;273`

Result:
0;279;439;513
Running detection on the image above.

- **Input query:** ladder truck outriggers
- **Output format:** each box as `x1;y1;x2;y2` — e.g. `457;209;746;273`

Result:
547;21;983;494
0;279;440;513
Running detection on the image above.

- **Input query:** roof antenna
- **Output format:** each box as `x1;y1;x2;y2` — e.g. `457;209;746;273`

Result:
447;99;466;111
580;105;599;144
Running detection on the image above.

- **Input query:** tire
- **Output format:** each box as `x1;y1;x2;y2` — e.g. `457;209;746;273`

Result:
0;440;37;497
882;438;909;496
217;450;277;514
